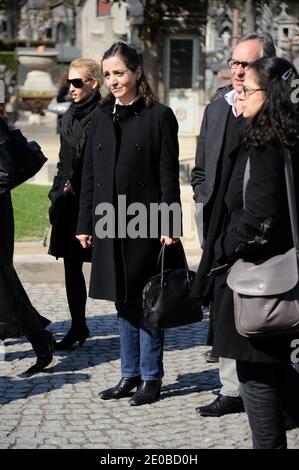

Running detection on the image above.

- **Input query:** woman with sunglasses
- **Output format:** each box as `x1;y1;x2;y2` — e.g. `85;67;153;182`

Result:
76;42;181;406
48;58;102;350
192;56;299;448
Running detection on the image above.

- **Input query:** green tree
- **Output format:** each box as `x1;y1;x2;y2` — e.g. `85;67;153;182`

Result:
104;1;208;95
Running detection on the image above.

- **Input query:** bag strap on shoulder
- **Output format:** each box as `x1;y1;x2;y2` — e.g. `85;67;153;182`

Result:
283;147;299;258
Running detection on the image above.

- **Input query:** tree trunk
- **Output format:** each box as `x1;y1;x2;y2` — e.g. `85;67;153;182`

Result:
142;39;160;97
232;8;240;45
244;0;256;34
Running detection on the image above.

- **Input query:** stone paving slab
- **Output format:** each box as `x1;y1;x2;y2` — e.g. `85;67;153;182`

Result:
0;283;298;450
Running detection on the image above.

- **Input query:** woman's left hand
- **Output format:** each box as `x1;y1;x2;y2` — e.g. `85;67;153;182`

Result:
160;236;180;246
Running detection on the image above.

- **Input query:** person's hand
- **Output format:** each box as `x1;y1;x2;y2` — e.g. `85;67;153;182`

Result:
76;234;92;248
64;180;75;194
160;236;180;246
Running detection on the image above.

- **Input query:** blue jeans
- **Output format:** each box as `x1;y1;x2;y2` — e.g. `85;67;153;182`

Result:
116;301;164;380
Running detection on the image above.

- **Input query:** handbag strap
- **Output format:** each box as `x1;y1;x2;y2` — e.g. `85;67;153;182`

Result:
243;156;250;211
157;242;192;287
282;147;299;258
242;148;299;259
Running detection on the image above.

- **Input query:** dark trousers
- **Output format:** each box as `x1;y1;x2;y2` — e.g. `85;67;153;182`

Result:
237;360;299;449
64;254;87;328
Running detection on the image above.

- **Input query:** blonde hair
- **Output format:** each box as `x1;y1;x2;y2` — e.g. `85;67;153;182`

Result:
69;58;102;89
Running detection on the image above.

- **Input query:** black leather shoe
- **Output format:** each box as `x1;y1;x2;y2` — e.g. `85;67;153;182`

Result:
204;349;219;363
195;395;245;417
129;379;162;406
99;376;141;400
24;330;55;376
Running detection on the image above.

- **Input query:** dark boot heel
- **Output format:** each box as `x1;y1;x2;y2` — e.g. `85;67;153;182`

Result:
79;333;89;347
129;379;162;406
55;326;89;350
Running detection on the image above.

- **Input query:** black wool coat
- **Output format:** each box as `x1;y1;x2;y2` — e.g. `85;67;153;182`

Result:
192;142;299;364
0;117;14;265
76;97;181;302
48;91;100;259
0;116;50;339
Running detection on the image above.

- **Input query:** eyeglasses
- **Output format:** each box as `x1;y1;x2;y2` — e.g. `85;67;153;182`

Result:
242;86;265;98
228;60;251;70
67;78;90;89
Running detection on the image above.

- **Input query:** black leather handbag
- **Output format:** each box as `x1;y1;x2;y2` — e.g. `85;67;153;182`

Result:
9;129;47;188
142;243;203;329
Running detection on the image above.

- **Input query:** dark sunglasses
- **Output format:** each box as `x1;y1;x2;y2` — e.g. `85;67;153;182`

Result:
67;78;89;89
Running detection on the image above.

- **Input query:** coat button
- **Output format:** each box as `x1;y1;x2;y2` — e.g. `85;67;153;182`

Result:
97;183;101;188
138;180;146;188
135;112;140;119
96;143;102;150
135;144;142;151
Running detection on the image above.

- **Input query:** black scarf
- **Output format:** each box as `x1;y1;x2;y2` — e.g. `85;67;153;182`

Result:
70;89;101;119
60;90;101;146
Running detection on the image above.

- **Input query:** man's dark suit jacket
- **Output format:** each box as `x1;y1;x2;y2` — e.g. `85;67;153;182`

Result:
191;97;232;242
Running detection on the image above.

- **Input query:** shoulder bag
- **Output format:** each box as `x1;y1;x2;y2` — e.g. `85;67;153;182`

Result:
227;148;299;337
9;129;47;188
48;97;71;115
142;243;203;329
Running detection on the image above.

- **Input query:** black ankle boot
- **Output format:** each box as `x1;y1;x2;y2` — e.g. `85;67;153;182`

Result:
99;376;141;400
129;379;162;406
55;325;89;350
24;330;55;376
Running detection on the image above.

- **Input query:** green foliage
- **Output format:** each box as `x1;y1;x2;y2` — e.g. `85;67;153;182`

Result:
11;184;51;241
0;52;17;72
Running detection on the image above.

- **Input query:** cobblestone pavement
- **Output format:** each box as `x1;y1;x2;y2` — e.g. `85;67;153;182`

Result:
0;283;298;450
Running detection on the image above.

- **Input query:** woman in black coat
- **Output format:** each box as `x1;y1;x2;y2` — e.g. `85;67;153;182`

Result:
48;58;102;350
77;42;181;406
192;57;299;448
0;115;54;376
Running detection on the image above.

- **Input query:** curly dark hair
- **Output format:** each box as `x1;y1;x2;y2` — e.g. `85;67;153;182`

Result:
244;56;299;148
101;42;157;107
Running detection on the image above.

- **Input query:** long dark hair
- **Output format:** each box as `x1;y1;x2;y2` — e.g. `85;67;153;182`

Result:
101;42;157;107
244;56;299;148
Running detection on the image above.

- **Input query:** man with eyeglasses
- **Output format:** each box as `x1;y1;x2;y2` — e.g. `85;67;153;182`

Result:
191;33;276;418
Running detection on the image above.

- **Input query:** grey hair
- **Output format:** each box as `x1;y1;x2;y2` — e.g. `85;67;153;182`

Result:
236;32;276;58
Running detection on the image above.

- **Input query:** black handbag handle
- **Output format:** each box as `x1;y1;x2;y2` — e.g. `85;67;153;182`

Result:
157;242;192;287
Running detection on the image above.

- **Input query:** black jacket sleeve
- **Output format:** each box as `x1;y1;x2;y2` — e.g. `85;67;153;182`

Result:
76;124;94;236
159;106;181;237
215;144;287;264
191;106;207;202
0;118;14;194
